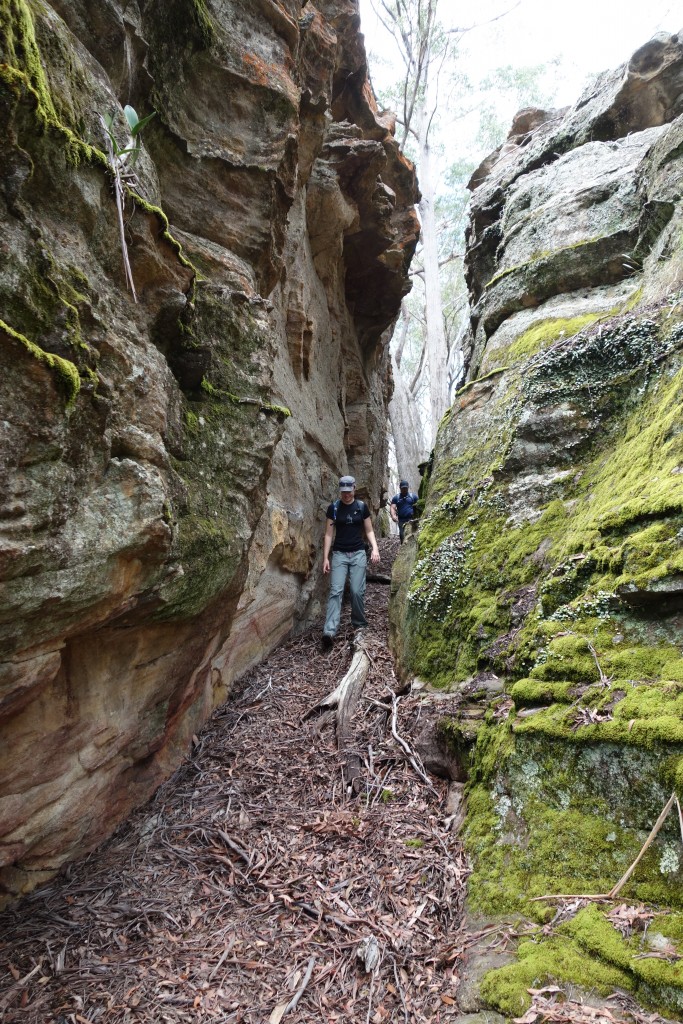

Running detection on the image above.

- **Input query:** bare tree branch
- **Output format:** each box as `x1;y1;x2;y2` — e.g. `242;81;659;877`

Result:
394;303;412;368
409;333;427;394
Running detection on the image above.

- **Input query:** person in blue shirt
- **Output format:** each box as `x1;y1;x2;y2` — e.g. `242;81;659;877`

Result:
321;475;380;647
390;480;418;543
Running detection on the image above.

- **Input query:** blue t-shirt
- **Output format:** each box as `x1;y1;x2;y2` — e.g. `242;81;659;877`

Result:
391;492;418;520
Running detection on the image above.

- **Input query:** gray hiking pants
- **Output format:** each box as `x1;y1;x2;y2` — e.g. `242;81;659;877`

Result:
323;549;368;636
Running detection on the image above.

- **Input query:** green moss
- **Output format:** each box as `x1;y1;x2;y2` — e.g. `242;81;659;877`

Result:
404;838;424;848
465;786;642;919
462;712;683;938
1;0;101;166
148;0;215;50
401;302;683;1022
506;312;609;362
510;678;576;706
191;0;215;47
455;367;509;397
566;905;683;1015
199;377;289;417
484;236;607;290
406;498;569;685
0;318;80;408
0;240;93;358
128;191;199;278
156;289;289;623
480;934;632;1017
621;285;644;312
158;514;244;620
402;311;683;690
662;659;683;682
264;403;291;418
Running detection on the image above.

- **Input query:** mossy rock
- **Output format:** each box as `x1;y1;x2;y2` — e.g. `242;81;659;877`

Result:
481;905;683;1019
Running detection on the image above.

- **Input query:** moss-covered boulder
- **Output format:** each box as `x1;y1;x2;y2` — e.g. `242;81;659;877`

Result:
391;32;683;1023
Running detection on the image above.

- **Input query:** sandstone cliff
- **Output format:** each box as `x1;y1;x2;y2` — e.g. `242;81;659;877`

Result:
391;32;683;1019
0;0;418;905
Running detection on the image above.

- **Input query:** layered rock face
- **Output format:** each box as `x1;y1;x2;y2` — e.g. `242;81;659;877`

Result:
0;0;418;904
391;33;683;1018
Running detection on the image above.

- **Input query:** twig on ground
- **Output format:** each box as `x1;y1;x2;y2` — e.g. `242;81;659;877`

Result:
388;692;439;793
609;791;677;899
587;641;611;687
284;956;316;1016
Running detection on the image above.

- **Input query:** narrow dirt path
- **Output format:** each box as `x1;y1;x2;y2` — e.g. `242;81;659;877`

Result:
0;540;470;1023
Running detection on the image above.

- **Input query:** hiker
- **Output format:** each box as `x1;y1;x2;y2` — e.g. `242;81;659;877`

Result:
390;479;418;543
321;476;380;647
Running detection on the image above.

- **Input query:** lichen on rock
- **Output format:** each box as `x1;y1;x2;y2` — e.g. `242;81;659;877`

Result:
390;30;683;1022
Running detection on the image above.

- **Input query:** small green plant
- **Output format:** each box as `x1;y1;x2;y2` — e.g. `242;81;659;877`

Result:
102;105;156;168
99;105;156;302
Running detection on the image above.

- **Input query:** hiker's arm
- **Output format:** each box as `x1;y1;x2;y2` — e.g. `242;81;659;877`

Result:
389;499;398;522
364;517;380;564
322;519;334;574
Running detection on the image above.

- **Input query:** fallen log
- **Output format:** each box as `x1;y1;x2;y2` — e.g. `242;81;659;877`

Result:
304;635;370;794
366;572;392;584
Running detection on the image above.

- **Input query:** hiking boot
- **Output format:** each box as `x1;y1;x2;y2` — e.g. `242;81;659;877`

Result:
321;633;334;650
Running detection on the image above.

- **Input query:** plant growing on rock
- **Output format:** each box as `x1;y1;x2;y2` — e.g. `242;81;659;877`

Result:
100;105;156;303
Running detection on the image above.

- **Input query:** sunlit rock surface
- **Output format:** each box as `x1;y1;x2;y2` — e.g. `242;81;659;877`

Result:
391;31;683;1020
0;0;418;904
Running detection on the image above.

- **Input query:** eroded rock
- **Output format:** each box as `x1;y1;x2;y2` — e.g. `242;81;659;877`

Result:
0;0;418;904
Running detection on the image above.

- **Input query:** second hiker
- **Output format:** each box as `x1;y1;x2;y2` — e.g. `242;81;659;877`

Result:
390;479;418;542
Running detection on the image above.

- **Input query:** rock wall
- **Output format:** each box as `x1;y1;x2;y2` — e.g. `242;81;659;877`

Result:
0;0;418;904
391;32;683;1019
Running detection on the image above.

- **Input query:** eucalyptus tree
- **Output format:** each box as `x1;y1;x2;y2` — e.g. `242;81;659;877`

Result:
369;2;556;460
371;0;454;443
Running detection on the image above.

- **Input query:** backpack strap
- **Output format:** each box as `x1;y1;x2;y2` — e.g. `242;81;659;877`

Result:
332;498;362;522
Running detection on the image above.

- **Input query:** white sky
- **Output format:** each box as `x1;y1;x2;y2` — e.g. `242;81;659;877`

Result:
359;0;681;108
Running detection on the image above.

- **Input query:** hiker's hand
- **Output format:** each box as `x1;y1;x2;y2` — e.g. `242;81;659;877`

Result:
323;557;330;574
370;548;380;565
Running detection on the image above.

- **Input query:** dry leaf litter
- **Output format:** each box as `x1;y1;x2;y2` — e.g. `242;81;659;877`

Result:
0;541;471;1022
0;541;677;1024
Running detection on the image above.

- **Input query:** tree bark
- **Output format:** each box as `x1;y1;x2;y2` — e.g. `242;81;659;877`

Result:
304;637;371;794
418;93;449;443
389;351;425;488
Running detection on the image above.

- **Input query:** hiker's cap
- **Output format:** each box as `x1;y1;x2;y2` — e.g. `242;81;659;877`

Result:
399;479;409;487
339;475;355;491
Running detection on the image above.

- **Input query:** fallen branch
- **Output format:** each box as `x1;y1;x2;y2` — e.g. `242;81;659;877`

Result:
531;790;679;905
388;693;439;793
304;636;371;793
530;893;612;903
284;956;316;1016
609;791;677;899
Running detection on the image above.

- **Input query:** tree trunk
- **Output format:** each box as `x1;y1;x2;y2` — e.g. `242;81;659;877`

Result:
389;351;425;488
417;95;449;443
